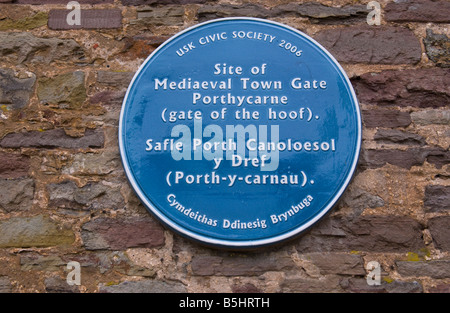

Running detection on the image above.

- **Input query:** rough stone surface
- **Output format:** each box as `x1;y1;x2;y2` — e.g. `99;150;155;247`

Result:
0;128;104;149
385;0;450;23
0;276;12;293
0;178;34;212
361;109;411;128
99;279;186;293
0;32;84;64
341;278;423;293
397;260;450;279
81;216;165;250
0;152;30;179
423;29;450;68
424;185;450;212
352;68;450;108
314;26;422;64
37;71;86;108
374;129;426;146
428;217;450;251
0;215;74;248
296;215;424;253
191;253;295;276
135;6;185;26
0;68;36;109
47;180;123;211
411;109;450;125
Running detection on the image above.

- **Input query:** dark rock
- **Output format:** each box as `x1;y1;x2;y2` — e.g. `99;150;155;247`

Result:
374;129;426;146
361;109;411;128
0;128;104;149
385;0;450;23
428;216;450;251
352;68;450;108
0;152;30;179
314;26;421;64
0;68;36;109
424;185;450;212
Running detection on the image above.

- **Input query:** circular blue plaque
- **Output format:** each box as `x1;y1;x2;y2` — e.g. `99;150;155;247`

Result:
119;18;361;248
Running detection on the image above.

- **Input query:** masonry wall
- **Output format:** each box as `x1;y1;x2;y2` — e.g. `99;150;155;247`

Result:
0;0;448;293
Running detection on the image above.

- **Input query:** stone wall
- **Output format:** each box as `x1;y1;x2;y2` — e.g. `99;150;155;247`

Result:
0;0;448;293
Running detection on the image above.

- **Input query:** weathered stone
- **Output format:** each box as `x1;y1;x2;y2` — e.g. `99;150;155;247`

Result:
0;128;104;149
81;216;165;250
0;32;84;64
197;3;270;21
62;151;120;176
0;178;34;212
296;215;424;253
17;0;113;3
48;9;122;30
273;2;370;24
429;284;450;293
44;276;80;293
97;71;134;88
340;187;384;216
99;279;186;293
361;148;427;170
314;26;421;64
231;283;261;293
0;152;30;179
341;277;423;293
397;260;450;279
0;215;75;248
411;109;450;125
374;129;426;146
134;6;184;26
424;185;450;212
37;71;86;108
122;0;209;4
20;254;65;271
191;253;295;276
47;180;123;211
0;68;36;109
302;253;365;275
0;11;47;31
281;275;343;293
428;216;450;251
0;276;12;293
385;0;450;23
352;68;450;108
361;109;411;128
90;90;126;107
424;29;450;68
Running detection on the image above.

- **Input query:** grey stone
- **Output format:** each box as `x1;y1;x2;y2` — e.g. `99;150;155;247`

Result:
47;180;123;211
99;279;186;293
44;276;80;293
0;178;34;213
424;29;450;68
302;253;366;275
397;260;450;279
341;277;423;293
0;32;84;64
134;6;184;26
429;216;450;251
374;129;426;146
0;276;12;293
0;68;36;109
424;185;450;212
411;109;450;125
0;215;75;248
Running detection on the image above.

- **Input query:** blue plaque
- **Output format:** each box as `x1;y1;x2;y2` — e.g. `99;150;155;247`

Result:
119;18;361;248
